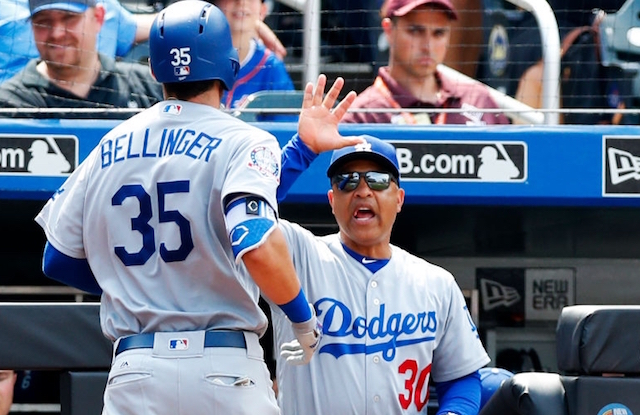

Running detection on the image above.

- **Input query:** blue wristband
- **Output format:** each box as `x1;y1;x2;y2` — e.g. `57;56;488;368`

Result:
278;288;312;323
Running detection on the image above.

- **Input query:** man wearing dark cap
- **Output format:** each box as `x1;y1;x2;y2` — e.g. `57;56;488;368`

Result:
0;0;162;119
269;133;490;415
342;0;509;125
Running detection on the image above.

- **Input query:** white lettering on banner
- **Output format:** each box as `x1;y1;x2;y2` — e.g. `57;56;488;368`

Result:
1;148;24;168
525;269;575;321
391;140;527;182
397;148;476;175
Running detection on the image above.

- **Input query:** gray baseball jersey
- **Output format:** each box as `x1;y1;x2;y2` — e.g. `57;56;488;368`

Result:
35;100;282;341
270;220;490;415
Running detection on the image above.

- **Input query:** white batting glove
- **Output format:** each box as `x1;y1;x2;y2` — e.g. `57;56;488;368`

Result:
280;305;323;365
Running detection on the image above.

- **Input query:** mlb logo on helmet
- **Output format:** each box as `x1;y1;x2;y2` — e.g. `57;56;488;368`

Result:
169;338;189;350
174;66;190;79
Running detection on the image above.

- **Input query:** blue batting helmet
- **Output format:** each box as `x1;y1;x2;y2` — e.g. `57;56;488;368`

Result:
149;0;239;89
479;367;514;410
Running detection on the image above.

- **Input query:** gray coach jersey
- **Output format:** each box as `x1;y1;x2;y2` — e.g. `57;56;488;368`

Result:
271;220;490;415
36;101;281;341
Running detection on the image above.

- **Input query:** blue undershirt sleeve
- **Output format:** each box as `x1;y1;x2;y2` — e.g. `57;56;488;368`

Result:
42;242;103;296
278;134;318;203
434;370;481;415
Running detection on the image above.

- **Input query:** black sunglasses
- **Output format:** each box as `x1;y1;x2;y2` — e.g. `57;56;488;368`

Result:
331;171;397;192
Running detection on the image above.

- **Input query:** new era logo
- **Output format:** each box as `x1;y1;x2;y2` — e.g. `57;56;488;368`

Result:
169;338;189;350
480;278;521;310
603;136;640;196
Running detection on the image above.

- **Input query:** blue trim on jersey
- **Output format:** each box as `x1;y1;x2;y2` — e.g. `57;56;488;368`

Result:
225;195;266;215
342;243;390;273
225;197;245;213
43;242;103;296
435;370;481;415
229;217;276;259
320;334;436;361
278;288;313;323
278;134;318;202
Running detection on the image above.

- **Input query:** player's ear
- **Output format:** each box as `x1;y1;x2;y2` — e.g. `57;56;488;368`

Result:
93;4;106;27
327;189;335;212
381;17;394;50
148;60;158;81
259;1;268;20
381;17;393;34
396;187;405;213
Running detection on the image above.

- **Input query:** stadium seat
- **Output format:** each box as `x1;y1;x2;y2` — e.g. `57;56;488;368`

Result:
479;305;640;415
232;90;305;122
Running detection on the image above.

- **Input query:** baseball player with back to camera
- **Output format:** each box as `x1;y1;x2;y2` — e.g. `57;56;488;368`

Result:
270;134;491;414
34;1;361;413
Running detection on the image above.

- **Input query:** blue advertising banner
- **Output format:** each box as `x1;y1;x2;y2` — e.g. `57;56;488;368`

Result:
1;119;640;206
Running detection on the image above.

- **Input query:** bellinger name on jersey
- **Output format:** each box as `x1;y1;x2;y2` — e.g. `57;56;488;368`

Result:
100;128;223;169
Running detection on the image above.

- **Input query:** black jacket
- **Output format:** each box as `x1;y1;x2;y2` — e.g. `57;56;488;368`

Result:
0;54;163;119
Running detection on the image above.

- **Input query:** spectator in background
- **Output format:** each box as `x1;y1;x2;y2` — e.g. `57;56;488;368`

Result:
509;0;636;125
0;0;163;119
266;0;381;65
342;0;509;125
208;0;295;120
497;0;627;99
321;0;381;64
446;0;483;78
0;370;16;415
0;0;157;84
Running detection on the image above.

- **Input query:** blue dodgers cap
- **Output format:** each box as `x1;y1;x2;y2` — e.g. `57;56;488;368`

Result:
327;135;400;182
29;0;97;15
479;367;514;409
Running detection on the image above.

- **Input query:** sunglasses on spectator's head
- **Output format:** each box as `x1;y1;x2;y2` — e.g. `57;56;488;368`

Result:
331;171;397;192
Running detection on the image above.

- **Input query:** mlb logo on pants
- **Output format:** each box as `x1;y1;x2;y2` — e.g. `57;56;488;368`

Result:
169;338;189;350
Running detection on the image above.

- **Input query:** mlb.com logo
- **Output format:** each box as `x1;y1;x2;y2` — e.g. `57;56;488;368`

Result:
169;338;189;350
162;104;182;115
174;66;190;77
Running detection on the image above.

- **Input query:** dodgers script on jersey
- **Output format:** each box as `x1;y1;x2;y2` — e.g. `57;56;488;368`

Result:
35;101;281;341
270;220;490;415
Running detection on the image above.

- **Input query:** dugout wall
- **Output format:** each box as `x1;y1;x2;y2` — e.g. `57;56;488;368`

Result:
3;121;640;410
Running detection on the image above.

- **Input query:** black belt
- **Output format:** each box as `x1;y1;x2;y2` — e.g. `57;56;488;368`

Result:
116;330;246;356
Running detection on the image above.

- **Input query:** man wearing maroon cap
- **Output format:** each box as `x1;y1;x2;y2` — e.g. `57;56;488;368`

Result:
342;0;509;125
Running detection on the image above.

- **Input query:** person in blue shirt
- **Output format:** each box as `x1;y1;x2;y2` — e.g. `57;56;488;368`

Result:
211;0;296;121
0;0;157;84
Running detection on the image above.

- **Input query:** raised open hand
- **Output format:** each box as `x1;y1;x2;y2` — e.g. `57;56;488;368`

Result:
297;74;362;154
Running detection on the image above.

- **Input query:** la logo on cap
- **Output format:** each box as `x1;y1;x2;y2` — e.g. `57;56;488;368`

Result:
354;142;373;152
